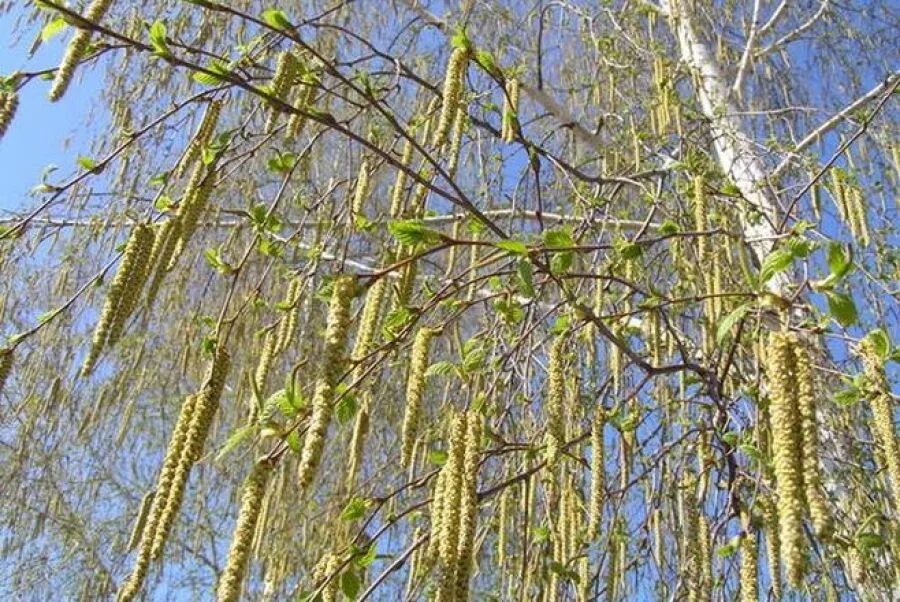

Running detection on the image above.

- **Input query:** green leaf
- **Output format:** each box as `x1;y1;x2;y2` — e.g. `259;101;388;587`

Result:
340;571;361;600
340;497;368;521
758;247;793;285
388;220;442;246
428;449;448;465
261;8;292;30
550;251;573;274
826;292;858;328
716;303;750;344
354;543;377;568
658;220;679;235
77;156;97;171
40;17;67;42
335;392;358;424
425;361;456;378
285;430;302;453
827;242;853;279
862;328;890;359
516;260;535;298
856;532;884;550
617;242;643;260
542;228;574;249
215;425;256;461
495;239;528;256
148;20;170;57
717;537;740;558
833;386;860;407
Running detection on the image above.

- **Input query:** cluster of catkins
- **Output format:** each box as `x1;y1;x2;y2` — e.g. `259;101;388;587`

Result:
265;51;303;132
400;327;438;468
118;347;230;601
427;411;482;602
216;458;274;602
81;224;155;376
297;275;355;488
49;0;115;101
0;90;17;141
859;339;900;511
544;335;567;465
829;169;870;246
765;332;834;588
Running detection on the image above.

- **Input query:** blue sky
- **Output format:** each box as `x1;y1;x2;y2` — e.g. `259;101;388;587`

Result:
0;11;104;213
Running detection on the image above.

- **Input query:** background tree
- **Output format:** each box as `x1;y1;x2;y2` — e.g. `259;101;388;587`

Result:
0;0;897;600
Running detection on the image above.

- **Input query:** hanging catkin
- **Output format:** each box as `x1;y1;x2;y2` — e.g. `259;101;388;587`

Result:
49;0;115;101
447;103;467;176
766;332;806;588
275;276;304;354
432;47;469;148
175;100;222;179
297;275;355;489
436;412;468;602
254;329;278;393
794;342;834;540
150;347;230;561
588;407;605;540
544;335;566;465
82;224;154;376
762;498;782;600
125;490;155;552
454;413;482;600
216;458;273;602
0;91;18;140
400;327;437;468
265;52;300;132
739;515;759;602
860;339;900;512
350;159;371;225
167;163;216;270
118;393;199;601
501;77;519;143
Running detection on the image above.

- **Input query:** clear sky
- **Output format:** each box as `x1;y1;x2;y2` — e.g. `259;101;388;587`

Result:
1;9;104;213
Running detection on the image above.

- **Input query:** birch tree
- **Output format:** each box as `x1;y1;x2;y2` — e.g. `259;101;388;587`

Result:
0;0;897;600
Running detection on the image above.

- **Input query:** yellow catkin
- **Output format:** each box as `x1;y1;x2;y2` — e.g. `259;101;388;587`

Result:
49;0;114;101
297;276;355;489
762;498;782;600
350;278;387;377
125;490;155;552
216;458;273;602
428;469;447;561
150;348;230;561
740;516;759;602
106;225;155;347
275;276;304;354
389;138;415;219
794;342;834;540
432;47;469;148
350;159;371;225
436;412;468;602
496;487;509;569
254;329;277;393
265;52;300;132
698;514;712;601
767;332;806;588
446;103;467;176
118;393;199;602
0;91;18;140
345;392;370;491
175;100;222;179
501;77;519;143
286;72;316;138
588;407;605;540
82;224;154;376
144;219;181;309
167;164;216;270
0;347;13;394
860;340;900;512
454;414;482;600
544;336;566;465
400;327;437;468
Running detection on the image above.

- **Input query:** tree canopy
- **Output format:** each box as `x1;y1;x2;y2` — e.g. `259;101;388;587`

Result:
0;0;898;600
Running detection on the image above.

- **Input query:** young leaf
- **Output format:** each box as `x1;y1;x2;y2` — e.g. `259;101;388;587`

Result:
826;291;858;327
260;9;292;31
